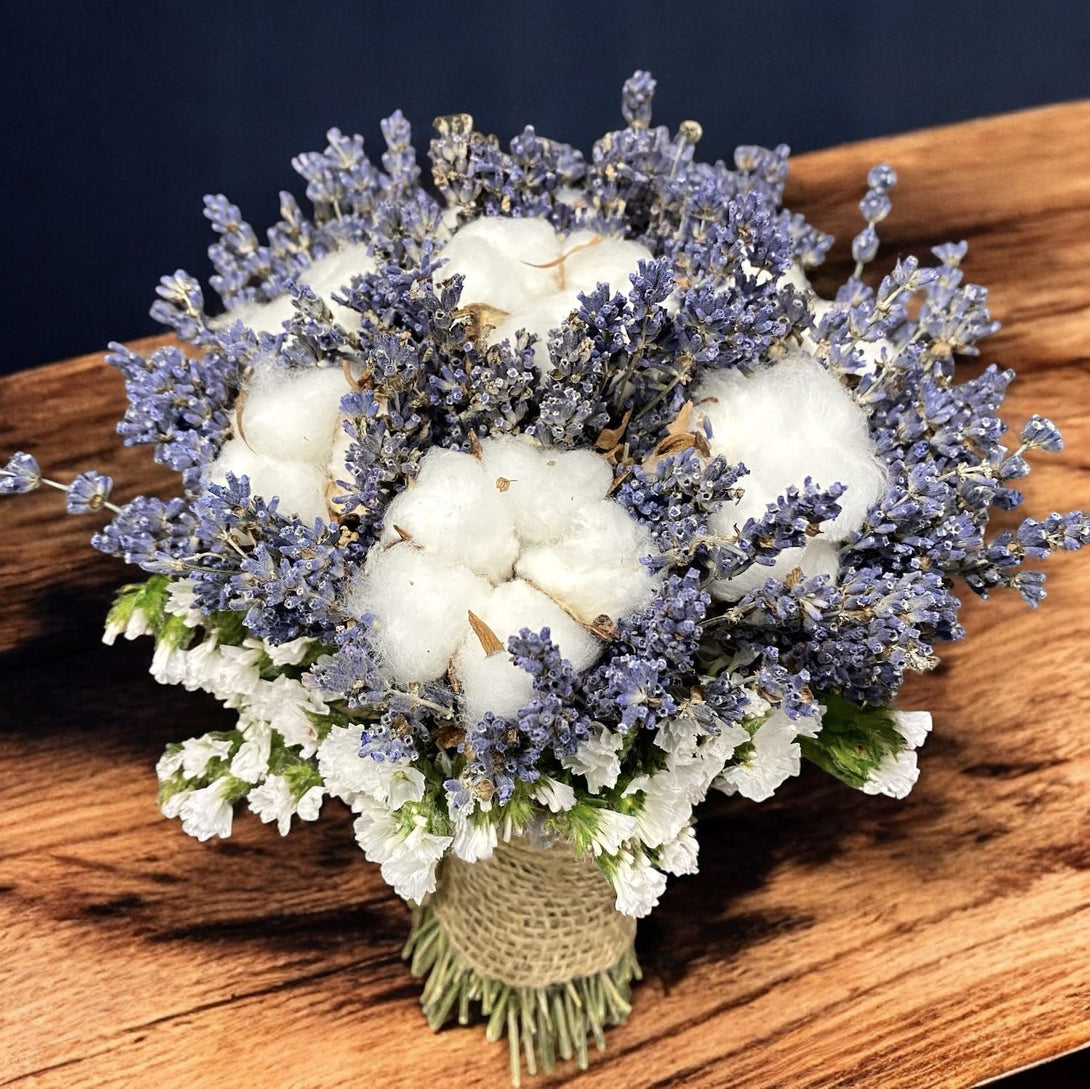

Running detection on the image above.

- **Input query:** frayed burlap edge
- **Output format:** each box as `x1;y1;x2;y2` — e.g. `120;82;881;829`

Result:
403;838;641;1085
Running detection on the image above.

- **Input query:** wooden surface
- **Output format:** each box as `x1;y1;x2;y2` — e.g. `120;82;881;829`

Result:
3;103;1090;1089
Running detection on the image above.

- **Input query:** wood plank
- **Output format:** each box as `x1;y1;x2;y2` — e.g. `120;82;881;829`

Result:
2;104;1090;1088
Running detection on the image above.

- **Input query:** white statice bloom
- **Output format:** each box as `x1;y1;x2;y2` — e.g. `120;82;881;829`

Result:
156;748;185;783
353;797;452;903
693;349;888;600
450;813;499;863
260;635;315;668
624;773;694;850
317;724;425;811
229;724;272;783
611;849;668;918
150;641;188;686
588;809;639;857
531;776;577;814
714;709;802;803
561;726;624;793
178;778;235;841
163;580;203;626
438;216;653;371
350;436;658;732
247;774;296;835
658;824;700;876
179;734;235;779
102;606;154;646
654;704;750;804
196;642;265;707
242;674;328;756
862;710;933;799
160;788;192;820
248;776;325;835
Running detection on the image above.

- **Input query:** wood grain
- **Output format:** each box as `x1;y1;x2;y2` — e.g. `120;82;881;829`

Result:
2;103;1090;1089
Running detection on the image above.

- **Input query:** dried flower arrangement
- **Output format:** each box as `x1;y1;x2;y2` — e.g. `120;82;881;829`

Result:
4;72;1088;1084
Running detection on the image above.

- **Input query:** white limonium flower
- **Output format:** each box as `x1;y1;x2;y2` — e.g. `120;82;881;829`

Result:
862;710;933;799
350;435;658;728
714;709;805;803
437;215;654;370
562;725;625;793
317;724;426;812
248;775;325;835
178;778;236;842
693;350;888;599
353;797;453;903
610;848;669;918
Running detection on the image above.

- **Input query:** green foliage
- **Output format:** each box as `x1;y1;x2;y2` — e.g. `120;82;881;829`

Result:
800;693;906;789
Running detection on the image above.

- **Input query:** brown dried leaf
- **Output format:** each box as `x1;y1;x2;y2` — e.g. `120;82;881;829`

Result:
467;610;505;656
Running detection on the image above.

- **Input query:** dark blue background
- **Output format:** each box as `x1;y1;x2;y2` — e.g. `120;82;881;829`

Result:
3;0;1089;373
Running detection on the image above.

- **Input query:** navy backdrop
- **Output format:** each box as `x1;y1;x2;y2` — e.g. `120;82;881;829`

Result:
3;0;1089;373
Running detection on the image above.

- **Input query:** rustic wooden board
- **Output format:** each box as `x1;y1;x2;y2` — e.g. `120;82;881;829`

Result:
2;102;1090;1089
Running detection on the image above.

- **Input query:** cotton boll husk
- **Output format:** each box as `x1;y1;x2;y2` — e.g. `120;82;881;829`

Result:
695;350;888;537
561;234;653;296
239;366;351;464
454;579;600;724
710;535;841;602
350;546;492;684
209;437;330;525
378;448;519;582
480;436;613;544
516;499;658;622
438;216;561;313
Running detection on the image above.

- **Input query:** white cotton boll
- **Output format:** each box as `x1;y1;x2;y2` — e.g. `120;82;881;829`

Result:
480;436;613;544
562;235;653;297
378;448;519;582
219;243;374;335
239;366;350;465
351;547;492;684
209;437;330;525
710;535;842;602
490;293;579;369
516;499;658;623
695;350;888;538
454;579;600;724
298;241;374;329
438;216;561;313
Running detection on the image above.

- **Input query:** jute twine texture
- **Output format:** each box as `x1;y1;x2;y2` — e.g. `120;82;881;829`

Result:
430;837;637;988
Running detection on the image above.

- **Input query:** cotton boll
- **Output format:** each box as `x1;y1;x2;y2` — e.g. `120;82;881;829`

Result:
218;242;375;335
379;448;519;582
299;242;374;329
438;216;561;313
480;436;613;544
454;579;600;724
695;350;888;537
208;437;330;525
562;235;653;297
709;527;841;602
516;500;658;623
239;366;351;464
350;547;492;684
489;293;578;370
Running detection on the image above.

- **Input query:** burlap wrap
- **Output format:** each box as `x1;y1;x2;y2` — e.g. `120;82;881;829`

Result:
430;837;637;989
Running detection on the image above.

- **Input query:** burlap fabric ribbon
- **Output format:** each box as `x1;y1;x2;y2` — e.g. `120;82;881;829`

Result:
430;836;636;988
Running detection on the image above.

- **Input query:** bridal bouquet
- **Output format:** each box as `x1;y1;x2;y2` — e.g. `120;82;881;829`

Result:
4;72;1087;1083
